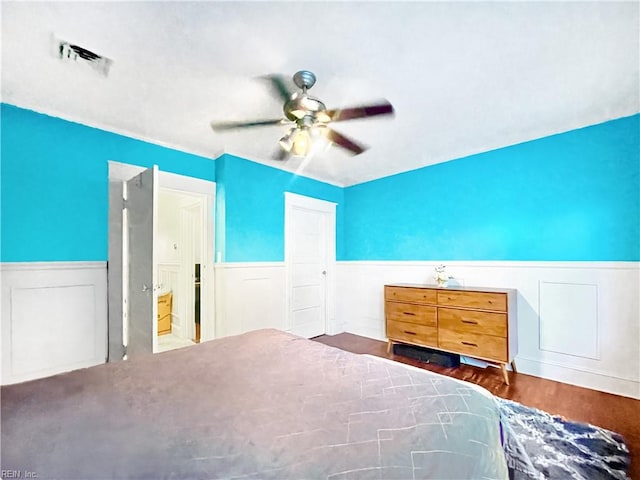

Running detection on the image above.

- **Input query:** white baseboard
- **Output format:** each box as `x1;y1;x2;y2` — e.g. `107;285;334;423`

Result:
515;356;640;399
1;261;108;385
336;260;640;399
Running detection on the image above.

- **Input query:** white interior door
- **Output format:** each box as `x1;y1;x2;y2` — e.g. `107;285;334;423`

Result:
286;193;336;338
125;166;158;357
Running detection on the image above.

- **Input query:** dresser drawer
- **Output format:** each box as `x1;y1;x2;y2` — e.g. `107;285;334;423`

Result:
385;286;436;304
158;313;172;335
386;302;436;327
158;292;173;319
438;329;507;362
438;307;507;337
437;290;507;312
387;320;437;347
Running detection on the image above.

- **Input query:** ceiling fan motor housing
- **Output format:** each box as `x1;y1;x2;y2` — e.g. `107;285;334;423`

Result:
284;94;328;122
293;70;317;90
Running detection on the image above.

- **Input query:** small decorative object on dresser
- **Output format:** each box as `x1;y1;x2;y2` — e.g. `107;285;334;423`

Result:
385;284;518;384
433;264;451;288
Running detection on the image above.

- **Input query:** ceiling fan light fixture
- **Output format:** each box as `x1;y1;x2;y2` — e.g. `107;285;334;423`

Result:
291;129;311;157
310;124;328;138
279;128;295;152
280;124;329;158
310;126;331;155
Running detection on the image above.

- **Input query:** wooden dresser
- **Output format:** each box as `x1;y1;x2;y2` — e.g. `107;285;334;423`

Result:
385;284;517;384
157;292;173;336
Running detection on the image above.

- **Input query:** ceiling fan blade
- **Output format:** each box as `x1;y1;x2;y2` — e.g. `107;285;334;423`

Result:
327;101;394;122
326;129;367;155
210;118;284;131
263;74;294;103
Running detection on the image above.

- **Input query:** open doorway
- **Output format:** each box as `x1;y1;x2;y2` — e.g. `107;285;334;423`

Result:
107;162;215;360
155;189;205;353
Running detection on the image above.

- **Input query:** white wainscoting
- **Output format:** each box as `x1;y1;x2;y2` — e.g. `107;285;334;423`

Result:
1;262;108;385
214;263;287;338
336;261;640;399
214;262;342;338
7;259;635;399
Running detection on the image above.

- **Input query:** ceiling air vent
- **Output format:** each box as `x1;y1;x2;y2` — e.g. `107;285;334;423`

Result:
55;37;113;77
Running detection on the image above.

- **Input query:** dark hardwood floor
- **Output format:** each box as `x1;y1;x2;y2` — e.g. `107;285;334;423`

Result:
313;332;640;479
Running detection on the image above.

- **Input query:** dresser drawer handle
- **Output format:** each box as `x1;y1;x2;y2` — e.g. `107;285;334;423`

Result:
461;341;478;347
403;330;417;336
461;319;478;325
403;312;416;316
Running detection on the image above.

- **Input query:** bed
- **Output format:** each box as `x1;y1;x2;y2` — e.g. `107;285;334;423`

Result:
2;329;510;479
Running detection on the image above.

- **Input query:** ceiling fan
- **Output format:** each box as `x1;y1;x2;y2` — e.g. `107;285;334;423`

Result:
210;70;394;159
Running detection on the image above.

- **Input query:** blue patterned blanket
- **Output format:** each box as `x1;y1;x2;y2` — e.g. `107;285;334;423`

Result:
498;398;630;480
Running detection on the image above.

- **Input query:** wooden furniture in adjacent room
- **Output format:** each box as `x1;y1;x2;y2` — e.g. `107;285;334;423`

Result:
157;291;173;335
385;284;517;384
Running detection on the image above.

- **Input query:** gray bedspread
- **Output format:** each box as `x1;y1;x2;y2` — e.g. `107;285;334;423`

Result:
1;329;508;479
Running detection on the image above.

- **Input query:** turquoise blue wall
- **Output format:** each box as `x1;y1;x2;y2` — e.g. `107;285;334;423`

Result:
343;114;640;261
0;104;215;262
215;154;344;262
2;104;637;263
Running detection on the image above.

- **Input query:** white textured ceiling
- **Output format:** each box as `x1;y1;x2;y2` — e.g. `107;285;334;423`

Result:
2;1;638;186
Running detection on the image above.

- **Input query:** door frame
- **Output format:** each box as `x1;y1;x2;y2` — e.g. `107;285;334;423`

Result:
108;161;216;358
177;195;206;342
284;192;337;336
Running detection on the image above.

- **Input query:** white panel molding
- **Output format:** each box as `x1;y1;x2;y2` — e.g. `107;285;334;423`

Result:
539;281;599;360
214;261;343;338
1;261;108;385
214;263;286;338
336;260;640;399
158;262;180;292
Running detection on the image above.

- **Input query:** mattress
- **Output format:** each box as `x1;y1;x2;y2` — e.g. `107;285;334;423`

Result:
1;329;508;479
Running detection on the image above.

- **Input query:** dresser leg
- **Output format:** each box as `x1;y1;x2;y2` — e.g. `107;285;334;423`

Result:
500;364;510;385
510;359;518;374
387;340;393;354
